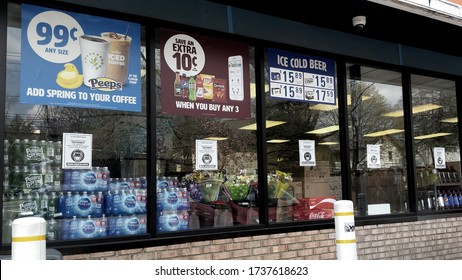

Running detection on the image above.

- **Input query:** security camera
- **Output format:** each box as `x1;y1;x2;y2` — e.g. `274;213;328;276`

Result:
352;16;366;31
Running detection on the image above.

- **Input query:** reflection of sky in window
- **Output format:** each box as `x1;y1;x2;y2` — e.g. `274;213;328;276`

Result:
7;26;40;117
375;83;402;106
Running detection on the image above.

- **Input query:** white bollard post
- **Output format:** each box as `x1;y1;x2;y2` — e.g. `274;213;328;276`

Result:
12;216;47;260
334;200;358;260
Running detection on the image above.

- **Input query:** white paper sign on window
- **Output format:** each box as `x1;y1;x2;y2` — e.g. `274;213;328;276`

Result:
62;133;93;169
299;140;316;166
433;147;446;169
195;140;218;170
367;144;381;169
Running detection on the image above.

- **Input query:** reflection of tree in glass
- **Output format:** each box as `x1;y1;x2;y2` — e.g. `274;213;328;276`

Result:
5;115;35;142
34;106;147;164
348;81;395;171
265;99;318;172
158;115;257;174
412;87;458;167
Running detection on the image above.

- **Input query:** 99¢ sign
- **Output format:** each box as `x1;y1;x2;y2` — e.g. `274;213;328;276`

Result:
163;34;205;77
26;10;84;63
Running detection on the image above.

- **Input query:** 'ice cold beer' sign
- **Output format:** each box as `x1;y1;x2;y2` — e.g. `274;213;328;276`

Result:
268;48;336;105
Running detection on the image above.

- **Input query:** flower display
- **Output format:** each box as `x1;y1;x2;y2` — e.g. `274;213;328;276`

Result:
224;174;255;201
267;170;293;199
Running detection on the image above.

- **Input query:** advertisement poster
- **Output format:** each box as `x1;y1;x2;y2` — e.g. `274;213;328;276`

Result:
63;133;93;169
433;147;446;169
367;144;381;169
160;29;251;119
20;4;142;112
268;48;336;105
299;140;316;166
195;140;218;170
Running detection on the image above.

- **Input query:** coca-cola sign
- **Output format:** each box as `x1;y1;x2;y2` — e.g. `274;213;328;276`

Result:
308;196;336;210
308;209;333;220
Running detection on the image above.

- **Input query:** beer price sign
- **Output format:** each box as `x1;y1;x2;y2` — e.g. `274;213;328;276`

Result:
267;48;336;105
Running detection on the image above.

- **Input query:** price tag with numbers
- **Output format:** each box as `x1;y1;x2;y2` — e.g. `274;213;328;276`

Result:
26;10;84;63
268;48;336;105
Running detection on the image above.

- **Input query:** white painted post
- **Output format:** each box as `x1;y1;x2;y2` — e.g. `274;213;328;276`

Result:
12;216;47;260
334;200;358;260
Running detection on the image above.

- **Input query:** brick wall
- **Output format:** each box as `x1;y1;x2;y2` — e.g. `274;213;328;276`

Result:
63;216;462;260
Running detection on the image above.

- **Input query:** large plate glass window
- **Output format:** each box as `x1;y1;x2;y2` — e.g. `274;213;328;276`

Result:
346;64;407;216
2;3;147;244
265;48;341;223
156;29;258;231
411;74;461;211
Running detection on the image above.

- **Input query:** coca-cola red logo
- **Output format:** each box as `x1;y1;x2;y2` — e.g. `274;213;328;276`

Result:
309;211;325;219
308;210;332;220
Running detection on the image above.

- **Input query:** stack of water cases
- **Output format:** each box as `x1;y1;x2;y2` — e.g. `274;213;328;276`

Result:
2;139;63;242
59;171;147;239
156;177;190;232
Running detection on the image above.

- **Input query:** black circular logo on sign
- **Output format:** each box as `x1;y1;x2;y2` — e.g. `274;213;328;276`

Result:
370;155;377;163
71;149;85;162
437;156;443;165
202;153;212;164
304;152;311;161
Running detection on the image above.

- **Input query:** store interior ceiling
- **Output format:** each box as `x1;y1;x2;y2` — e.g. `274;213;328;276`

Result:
209;0;462;57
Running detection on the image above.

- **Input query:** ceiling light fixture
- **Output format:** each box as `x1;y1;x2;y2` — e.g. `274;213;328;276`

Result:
306;125;339;134
239;120;286;130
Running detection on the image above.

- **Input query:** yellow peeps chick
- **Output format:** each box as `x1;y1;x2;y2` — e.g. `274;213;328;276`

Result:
56;63;84;89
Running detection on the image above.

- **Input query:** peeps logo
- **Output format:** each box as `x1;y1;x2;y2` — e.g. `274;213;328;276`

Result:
89;77;123;91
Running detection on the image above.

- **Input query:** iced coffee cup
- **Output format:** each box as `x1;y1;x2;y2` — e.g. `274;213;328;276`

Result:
79;35;110;87
101;32;132;85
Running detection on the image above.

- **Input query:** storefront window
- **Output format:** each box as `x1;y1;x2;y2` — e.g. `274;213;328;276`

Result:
346;64;408;216
411;74;461;211
2;3;147;243
265;48;341;223
155;29;258;231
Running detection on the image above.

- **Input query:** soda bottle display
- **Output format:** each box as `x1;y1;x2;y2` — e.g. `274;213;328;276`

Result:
121;189;137;215
27;139;43;164
111;189;122;215
180;74;189;98
61;191;75;218
448;190;455;209
46;140;55;160
104;190;113;215
40;192;49;216
96;214;108;237
135;189;147;214
53;167;62;191
43;167;54;187
453;191;460;208
196;75;204;99
25;166;43;191
54;141;62;167
443;190;449;209
75;191;92;218
4;139;10;166
47;191;58;219
12;139;23;166
92;191;104;217
437;190;445;210
174;71;181;97
39;140;47;161
46;218;58;241
80;215;97;239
